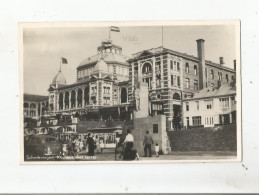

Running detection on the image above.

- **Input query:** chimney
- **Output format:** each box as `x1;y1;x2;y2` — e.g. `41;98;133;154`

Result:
233;59;236;70
219;57;224;65
196;39;206;90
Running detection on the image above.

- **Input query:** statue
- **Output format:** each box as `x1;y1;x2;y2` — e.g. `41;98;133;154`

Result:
133;86;140;111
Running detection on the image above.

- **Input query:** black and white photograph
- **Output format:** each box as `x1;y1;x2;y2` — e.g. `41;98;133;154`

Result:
20;21;241;163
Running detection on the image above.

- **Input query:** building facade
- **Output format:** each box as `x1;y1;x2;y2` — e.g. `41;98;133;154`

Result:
127;39;236;130
24;94;49;119
48;40;131;121
182;84;236;128
46;38;236;131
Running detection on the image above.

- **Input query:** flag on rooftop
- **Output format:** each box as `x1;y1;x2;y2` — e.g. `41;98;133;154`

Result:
61;57;68;64
110;26;120;32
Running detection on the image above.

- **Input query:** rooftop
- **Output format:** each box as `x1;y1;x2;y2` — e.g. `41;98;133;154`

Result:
24;94;48;102
184;84;236;101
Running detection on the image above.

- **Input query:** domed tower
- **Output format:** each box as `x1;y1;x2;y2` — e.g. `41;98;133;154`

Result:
48;69;67;112
76;39;130;82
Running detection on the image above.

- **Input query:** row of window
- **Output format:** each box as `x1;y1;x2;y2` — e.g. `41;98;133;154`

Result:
185;78;198;90
103;97;110;105
185;63;198;75
209;69;234;83
103;86;111;94
78;66;129;78
24;110;36;116
185;100;213;111
185;97;235;111
170;60;181;71
186;116;214;126
24;103;36;108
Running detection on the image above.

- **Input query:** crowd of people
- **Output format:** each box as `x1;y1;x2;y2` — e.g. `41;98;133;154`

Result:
60;133;104;156
60;130;161;160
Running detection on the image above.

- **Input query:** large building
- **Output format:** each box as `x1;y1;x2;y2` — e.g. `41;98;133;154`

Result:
128;39;236;130
48;40;131;121
182;84;236;128
46;38;236;131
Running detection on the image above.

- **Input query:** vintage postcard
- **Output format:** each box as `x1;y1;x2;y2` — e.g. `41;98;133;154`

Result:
19;21;241;164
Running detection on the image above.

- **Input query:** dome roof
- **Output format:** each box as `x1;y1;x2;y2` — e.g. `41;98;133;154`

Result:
77;40;130;69
52;70;66;85
94;59;108;72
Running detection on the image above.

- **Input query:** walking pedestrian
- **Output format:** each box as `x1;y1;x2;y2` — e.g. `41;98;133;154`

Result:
143;131;153;157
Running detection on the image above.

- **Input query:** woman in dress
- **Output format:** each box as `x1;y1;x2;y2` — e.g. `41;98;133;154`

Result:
86;133;95;156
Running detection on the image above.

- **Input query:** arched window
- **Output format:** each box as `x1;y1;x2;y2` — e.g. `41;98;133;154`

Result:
211;70;214;79
59;93;63;109
121;87;127;103
30;103;36;109
218;72;222;81
194;65;197;76
77;89;83;108
84;87;89;105
173;93;181;100
71;90;76;108
24;102;29;108
65;91;69;109
142;63;152;74
185;63;189;73
226;74;229;83
38;103;41;116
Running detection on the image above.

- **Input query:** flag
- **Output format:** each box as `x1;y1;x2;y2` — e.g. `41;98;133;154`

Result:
110;26;120;32
61;57;68;64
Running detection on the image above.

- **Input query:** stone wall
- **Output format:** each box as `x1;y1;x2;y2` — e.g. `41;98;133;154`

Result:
168;124;237;151
131;115;169;155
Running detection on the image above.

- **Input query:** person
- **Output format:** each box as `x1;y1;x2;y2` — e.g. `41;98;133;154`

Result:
79;139;84;154
123;129;134;159
95;135;100;153
143;131;153;157
86;133;95;156
99;138;104;153
155;143;159;157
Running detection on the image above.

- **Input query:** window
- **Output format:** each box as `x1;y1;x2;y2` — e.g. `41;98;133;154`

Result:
103;97;110;105
194;65;197;75
195;101;199;110
192;116;201;126
171;75;174;86
185;78;190;88
226;74;229;83
177;62;180;71
218;72;222;81
185;63;189;73
205;100;213;109
186;102;189;111
155;61;161;70
174;61;176;70
205;116;214;126
211;69;214;79
194;80;198;90
177;76;181;87
153;124;158;133
220;98;229;108
30;110;36;116
170;60;173;70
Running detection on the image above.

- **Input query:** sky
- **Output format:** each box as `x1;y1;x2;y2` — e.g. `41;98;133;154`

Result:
23;24;238;96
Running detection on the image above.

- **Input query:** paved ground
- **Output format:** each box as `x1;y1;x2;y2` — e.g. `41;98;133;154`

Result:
90;149;237;162
24;149;237;162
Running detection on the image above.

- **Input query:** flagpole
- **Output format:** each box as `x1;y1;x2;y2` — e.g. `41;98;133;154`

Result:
59;58;61;72
162;26;164;48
